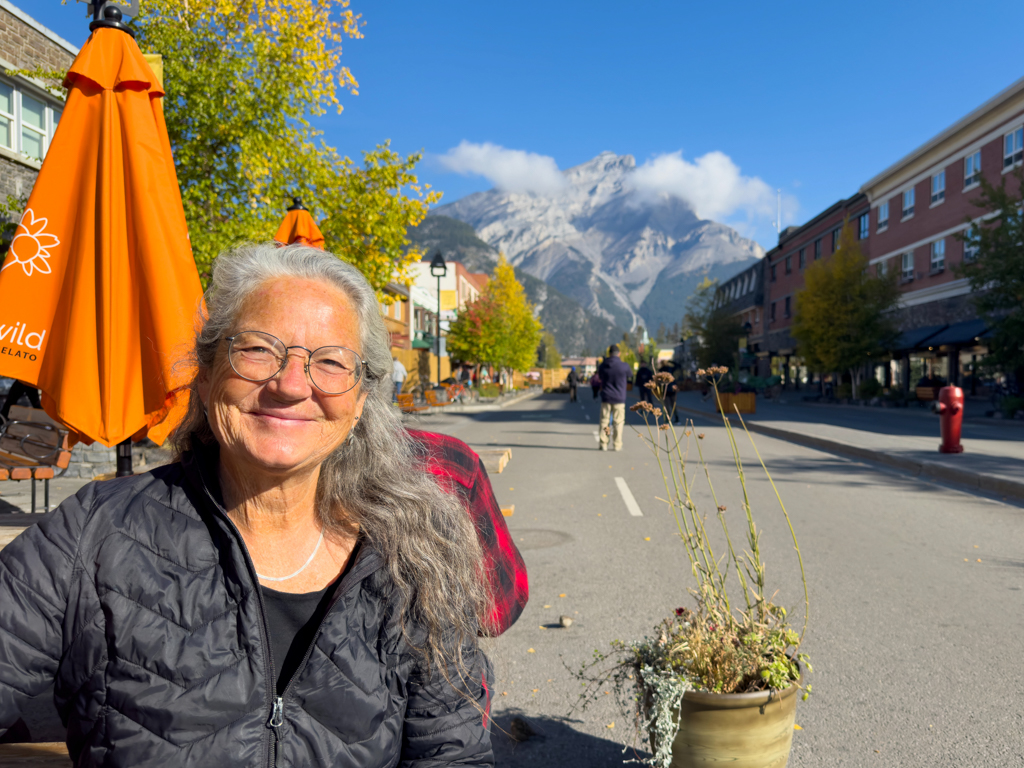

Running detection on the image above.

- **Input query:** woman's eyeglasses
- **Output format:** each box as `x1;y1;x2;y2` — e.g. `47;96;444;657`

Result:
224;331;368;395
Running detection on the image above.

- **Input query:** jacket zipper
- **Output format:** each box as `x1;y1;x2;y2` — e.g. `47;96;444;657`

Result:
195;478;279;768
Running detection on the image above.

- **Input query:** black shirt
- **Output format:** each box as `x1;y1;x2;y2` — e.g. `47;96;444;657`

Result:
260;541;360;694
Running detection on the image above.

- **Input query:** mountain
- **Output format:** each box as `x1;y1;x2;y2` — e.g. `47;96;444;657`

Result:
435;151;765;334
407;215;624;356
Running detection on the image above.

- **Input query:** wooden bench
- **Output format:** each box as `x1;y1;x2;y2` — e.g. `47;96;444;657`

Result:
0;405;71;513
424;389;452;408
0;742;70;765
396;393;428;414
915;386;940;402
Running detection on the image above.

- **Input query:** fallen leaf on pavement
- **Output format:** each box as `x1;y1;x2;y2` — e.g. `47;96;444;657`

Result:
543;605;551;608
606;722;615;729
532;688;539;693
644;537;651;541
793;724;803;730
559;593;567;597
527;648;535;653
977;559;982;562
501;691;508;696
539;625;547;630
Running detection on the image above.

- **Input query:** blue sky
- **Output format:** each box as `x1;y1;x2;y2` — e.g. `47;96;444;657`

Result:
31;0;1023;249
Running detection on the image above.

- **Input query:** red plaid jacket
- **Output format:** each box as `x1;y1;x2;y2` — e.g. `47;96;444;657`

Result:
408;429;529;636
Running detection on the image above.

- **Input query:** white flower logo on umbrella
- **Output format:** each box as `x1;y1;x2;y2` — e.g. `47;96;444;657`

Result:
3;208;59;277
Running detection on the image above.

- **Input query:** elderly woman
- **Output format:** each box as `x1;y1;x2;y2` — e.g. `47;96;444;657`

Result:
0;244;495;766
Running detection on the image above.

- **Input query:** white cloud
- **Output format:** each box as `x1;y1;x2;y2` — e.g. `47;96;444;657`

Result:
437;141;566;196
630;150;787;223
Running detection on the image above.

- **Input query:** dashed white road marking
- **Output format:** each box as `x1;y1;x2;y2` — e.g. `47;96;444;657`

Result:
592;430;599;443
614;477;643;517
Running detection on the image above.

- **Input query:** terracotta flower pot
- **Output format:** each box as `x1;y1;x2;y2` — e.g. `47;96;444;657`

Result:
653;679;800;768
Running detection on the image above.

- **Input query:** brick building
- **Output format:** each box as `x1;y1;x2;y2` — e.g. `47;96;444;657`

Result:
762;194;871;383
754;74;1024;392
0;1;77;204
859;75;1024;391
712;259;765;377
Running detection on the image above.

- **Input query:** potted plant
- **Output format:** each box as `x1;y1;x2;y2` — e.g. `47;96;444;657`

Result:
572;367;811;768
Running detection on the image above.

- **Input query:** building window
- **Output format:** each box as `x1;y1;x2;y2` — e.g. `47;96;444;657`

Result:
798;248;806;268
1004;126;1023;169
931;170;945;204
814;238;821;260
858;212;869;239
878;201;889;229
784;296;791;318
930;239;945;272
832;227;842;252
902;187;915;218
770;264;776;282
877;259;887;277
0;78;61;161
901;251;914;281
964;150;981;188
785;255;791;274
770;302;776;321
963;239;979;262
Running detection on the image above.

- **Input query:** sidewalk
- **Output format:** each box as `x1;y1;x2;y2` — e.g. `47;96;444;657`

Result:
673;390;1024;502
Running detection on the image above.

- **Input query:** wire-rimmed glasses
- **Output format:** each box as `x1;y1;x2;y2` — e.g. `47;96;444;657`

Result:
224;331;368;395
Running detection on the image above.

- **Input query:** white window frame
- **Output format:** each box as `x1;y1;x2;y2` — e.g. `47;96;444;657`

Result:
877;259;887;277
964;150;981;189
901;252;914;281
0;81;14;152
963;238;979;262
930;239;945;273
930;170;945;205
1004;126;1023;170
0;76;62;163
902;188;915;219
877;201;889;231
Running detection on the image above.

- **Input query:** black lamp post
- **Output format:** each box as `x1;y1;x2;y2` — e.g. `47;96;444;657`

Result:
288;197;307;211
429;251;447;387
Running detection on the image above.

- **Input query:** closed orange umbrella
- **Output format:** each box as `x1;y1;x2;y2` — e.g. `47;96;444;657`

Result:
0;20;202;449
274;198;325;249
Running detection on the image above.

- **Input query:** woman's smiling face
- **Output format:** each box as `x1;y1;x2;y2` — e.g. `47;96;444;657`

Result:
198;277;367;477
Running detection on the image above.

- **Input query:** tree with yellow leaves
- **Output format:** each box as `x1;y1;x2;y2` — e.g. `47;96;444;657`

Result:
128;0;439;290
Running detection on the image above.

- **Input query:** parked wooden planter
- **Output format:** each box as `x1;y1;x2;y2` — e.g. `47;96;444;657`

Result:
715;391;756;414
654;680;800;767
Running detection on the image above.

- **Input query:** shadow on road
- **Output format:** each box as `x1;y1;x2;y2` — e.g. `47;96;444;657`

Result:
491;708;645;767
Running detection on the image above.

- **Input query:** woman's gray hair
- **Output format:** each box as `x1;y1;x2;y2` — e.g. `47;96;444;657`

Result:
172;242;487;678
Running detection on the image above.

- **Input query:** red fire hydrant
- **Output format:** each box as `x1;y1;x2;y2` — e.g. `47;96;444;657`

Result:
933;385;964;454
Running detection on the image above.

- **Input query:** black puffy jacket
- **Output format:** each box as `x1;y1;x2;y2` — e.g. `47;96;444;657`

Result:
0;450;493;767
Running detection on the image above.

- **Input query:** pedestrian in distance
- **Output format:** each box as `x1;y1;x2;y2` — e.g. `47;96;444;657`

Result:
0;244;502;766
597;344;631;451
391;355;407;401
590;368;602;399
635;360;654;404
567;366;579;402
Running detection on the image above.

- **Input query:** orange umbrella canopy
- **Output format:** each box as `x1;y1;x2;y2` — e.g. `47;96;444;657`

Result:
274;199;325;249
0;27;203;447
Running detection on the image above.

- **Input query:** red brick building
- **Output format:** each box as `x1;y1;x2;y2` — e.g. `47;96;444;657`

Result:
859;75;1024;390
756;74;1024;392
0;1;77;205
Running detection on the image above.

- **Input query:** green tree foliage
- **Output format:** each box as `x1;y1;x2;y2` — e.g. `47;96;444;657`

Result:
447;255;542;374
683;277;744;369
956;166;1024;375
792;221;900;399
124;0;439;290
537;331;561;369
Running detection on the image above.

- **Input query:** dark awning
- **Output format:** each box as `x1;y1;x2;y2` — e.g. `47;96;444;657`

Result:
892;324;947;351
923;318;989;347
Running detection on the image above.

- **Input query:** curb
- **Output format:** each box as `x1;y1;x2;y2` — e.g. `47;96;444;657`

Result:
409;387;544;415
674;405;1024;503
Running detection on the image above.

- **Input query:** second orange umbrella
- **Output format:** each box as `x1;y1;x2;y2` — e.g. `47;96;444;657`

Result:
274;198;325;249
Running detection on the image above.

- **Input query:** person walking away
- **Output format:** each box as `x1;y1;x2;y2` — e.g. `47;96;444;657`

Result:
567;366;578;402
597;345;631;451
635;361;654;403
0;380;41;421
590;368;602;399
391;355;407;401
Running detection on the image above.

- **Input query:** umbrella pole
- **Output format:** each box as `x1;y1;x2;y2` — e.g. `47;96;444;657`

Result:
115;439;133;477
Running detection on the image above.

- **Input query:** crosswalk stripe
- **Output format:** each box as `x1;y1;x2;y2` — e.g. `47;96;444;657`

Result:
614;477;643;517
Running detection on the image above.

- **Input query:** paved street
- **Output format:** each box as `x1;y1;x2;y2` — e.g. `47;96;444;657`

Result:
2;394;1022;765
406;392;1024;767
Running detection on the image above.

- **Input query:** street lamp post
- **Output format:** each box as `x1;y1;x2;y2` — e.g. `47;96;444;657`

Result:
429;251;447;388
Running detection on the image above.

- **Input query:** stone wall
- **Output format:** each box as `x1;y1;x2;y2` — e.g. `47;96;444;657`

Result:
0;155;37;201
63;441;174;479
0;7;76;73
